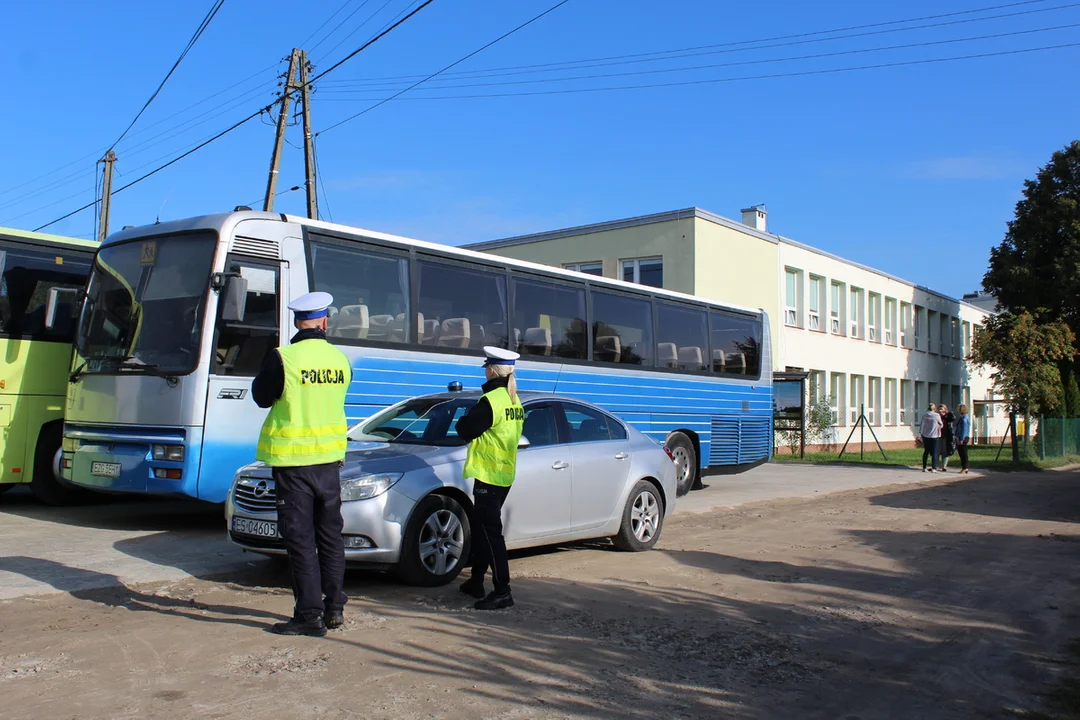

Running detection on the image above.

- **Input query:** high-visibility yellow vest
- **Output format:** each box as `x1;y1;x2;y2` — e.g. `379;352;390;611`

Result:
256;338;351;467
463;386;524;487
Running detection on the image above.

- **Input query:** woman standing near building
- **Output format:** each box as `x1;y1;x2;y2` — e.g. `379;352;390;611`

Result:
938;404;956;471
920;403;943;472
955;404;971;474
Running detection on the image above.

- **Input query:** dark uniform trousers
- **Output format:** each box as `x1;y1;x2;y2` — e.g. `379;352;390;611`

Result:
273;462;348;621
471;480;512;596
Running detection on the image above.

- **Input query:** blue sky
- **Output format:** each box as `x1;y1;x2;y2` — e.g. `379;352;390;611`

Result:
2;0;1077;299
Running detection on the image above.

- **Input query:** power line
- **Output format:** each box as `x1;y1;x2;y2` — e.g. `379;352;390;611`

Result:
107;0;227;151
312;0;388;61
316;40;1080;102
312;135;334;222
316;21;1080;94
320;0;1079;88
319;0;572;135
30;0;437;232
300;0;362;52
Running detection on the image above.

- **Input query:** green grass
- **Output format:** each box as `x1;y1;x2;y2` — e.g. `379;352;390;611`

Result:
773;447;1080;472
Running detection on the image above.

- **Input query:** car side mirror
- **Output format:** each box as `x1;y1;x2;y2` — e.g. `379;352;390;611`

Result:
221;275;249;323
45;286;80;330
518;436;530;450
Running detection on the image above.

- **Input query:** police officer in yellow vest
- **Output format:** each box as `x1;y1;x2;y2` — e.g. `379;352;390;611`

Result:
252;291;352;637
455;346;524;610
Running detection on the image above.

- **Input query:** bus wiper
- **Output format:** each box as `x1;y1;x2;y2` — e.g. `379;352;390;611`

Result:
69;361;88;383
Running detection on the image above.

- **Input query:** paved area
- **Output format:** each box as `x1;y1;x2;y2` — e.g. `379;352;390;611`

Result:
0;463;965;600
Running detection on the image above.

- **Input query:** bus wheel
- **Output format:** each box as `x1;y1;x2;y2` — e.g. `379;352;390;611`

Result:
667;432;697;497
29;425;85;506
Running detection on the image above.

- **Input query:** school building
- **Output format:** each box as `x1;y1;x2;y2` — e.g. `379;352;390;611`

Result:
464;206;1002;449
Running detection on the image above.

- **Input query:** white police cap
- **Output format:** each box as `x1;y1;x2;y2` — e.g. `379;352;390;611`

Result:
483;346;520;366
288;291;334;320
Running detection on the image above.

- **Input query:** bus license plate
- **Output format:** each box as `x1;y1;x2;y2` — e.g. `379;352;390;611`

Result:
90;461;122;478
232;517;278;538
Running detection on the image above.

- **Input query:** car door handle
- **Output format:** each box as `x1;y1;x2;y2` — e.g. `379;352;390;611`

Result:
614;452;628;460
551;461;569;470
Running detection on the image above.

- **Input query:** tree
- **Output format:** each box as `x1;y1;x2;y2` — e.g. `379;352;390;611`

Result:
969;310;1075;416
984;140;1080;331
1064;369;1080;418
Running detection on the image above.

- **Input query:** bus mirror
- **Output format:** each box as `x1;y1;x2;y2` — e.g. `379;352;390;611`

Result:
45;287;79;330
221;276;249;323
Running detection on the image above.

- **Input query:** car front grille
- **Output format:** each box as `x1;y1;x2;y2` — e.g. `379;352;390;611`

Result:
234;477;277;513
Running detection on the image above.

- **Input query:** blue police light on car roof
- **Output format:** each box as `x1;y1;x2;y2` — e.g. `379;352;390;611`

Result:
447;381;463;392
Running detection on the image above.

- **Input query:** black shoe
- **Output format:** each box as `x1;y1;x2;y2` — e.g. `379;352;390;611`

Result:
460;577;485;600
272;615;327;637
325;609;344;630
474;591;514;610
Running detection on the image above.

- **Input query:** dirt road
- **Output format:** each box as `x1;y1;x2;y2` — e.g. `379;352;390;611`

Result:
2;469;1079;719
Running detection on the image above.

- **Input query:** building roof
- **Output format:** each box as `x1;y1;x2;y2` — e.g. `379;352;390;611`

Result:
463;207;990;314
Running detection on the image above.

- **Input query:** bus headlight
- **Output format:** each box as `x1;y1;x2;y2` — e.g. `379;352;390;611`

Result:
340;473;402;502
152;444;185;462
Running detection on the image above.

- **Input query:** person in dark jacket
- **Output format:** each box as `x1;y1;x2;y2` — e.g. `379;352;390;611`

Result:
938;404;956;471
454;346;524;610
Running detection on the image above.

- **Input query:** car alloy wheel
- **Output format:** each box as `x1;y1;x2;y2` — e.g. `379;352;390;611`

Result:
630;489;660;543
418;508;465;576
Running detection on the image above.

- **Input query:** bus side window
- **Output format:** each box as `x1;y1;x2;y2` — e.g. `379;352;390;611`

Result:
213;260;279;376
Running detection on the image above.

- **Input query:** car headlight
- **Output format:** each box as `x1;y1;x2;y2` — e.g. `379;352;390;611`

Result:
340;472;403;502
152;444;184;461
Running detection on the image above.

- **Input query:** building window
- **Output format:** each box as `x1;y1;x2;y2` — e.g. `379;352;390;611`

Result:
784;268;799;327
884;378;897;425
914;381;925;421
952;317;962;358
809;369;826;403
564;262;602;276
927;310;936;354
963;321;972;357
849;374;864;424
849;287;862;339
900;302;911;348
900;379;912;425
830;282;844;335
913;305;923;350
621;257;663;288
868;376;881;425
884;297;896;345
808;275;824;331
868;293;880;342
831;372;845;425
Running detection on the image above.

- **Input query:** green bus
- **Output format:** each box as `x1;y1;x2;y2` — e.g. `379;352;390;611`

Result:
0;227;96;503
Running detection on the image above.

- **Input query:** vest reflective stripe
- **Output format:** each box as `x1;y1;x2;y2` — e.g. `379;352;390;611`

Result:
256;338;351;467
463;387;524;487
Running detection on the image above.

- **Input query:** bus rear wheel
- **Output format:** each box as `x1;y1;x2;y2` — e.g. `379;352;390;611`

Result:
667;432;697;497
29;424;86;506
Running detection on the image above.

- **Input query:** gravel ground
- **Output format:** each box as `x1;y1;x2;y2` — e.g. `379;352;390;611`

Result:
1;468;1079;719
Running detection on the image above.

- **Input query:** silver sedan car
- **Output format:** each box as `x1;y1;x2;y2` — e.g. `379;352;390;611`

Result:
225;391;677;586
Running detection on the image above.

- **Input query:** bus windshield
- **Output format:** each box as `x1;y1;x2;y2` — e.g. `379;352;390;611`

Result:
74;232;217;375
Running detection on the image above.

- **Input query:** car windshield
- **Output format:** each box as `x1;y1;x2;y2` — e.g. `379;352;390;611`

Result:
73;232;217;375
350;397;478;446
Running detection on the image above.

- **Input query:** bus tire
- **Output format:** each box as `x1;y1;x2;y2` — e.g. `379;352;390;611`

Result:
29;424;84;506
396;494;471;587
667;432;697;498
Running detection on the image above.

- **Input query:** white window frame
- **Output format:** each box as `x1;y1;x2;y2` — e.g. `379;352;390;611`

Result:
868;376;881;426
849;287;861;338
784;268;799;327
831;372;845;425
884;378;896;425
563;261;602;275
868;293;880;343
808;275;824;331
849;374;864;424
913;306;922;350
900;379;912;425
830;282;844;335
620;257;662;286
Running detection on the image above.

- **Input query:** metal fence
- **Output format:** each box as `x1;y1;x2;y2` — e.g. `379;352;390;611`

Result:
1026;416;1080;461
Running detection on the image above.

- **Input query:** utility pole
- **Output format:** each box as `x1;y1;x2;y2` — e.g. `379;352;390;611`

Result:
97;150;117;241
299;50;318;220
263;49;302;212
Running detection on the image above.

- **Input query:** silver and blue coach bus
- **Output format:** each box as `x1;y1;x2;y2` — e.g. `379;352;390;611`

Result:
61;211;772;503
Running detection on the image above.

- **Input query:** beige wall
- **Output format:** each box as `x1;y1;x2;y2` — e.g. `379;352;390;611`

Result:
692;218;780;364
483;217;697;295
